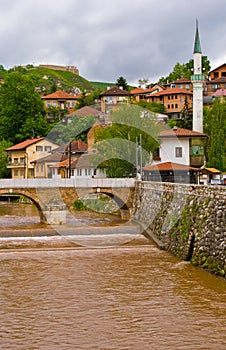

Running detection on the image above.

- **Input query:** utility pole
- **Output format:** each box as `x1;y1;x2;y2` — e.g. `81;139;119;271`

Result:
136;134;142;180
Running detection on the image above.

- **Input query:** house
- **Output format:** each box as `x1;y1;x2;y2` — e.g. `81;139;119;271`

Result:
130;84;164;103
51;154;106;179
143;162;200;184
5;137;59;178
147;88;193;119
205;77;226;96
99;86;130;113
165;77;192;90
42;90;81;118
209;63;226;80
153;126;207;168
199;168;222;185
31;152;68;178
31;139;105;179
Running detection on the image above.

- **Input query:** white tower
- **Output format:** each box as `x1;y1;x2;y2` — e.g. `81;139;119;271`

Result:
191;20;204;133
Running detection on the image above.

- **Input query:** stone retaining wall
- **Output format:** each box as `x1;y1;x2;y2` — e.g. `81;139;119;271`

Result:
133;182;226;277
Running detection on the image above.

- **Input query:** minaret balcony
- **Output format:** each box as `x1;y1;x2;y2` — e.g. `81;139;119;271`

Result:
191;74;204;82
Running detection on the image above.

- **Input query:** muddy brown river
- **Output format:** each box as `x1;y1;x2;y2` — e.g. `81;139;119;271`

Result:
0;202;225;349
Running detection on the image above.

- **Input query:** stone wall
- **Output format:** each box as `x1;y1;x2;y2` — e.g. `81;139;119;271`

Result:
133;182;226;277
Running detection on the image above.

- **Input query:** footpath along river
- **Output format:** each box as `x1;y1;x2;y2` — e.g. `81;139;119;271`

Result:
0;202;225;350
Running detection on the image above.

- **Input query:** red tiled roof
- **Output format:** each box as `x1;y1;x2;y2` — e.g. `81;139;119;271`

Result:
143;162;199;172
148;88;192;97
5;137;44;151
67;106;101;118
159;127;206;138
66;140;88;152
207;77;226;84
212;89;226;96
51;158;75;168
42;90;80;100
167;77;191;84
100;86;130;96
130;88;153;95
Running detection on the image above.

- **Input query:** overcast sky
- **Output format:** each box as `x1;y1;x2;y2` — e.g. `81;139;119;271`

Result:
0;0;226;85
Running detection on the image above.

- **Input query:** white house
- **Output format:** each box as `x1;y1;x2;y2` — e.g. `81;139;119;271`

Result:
153;126;207;168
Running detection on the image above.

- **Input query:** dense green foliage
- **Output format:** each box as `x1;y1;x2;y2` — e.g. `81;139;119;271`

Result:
6;65;96;94
92;105;161;177
47;115;96;145
158;56;211;84
204;98;226;171
137;100;166;113
116;76;129;91
0;72;47;143
0;139;12;178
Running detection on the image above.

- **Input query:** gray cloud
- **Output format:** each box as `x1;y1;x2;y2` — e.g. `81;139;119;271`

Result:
0;0;226;85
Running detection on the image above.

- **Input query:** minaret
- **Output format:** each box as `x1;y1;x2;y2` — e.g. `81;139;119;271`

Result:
191;20;204;133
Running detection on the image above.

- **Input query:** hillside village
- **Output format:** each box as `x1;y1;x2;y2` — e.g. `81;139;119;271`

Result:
0;24;225;185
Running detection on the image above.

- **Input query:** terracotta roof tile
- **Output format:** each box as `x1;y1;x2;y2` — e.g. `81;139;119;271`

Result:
212;89;226;96
42;90;80;100
159;127;206;138
143;162;199;172
148;88;192;97
67;106;101;118
100;86;130;96
6;137;44;151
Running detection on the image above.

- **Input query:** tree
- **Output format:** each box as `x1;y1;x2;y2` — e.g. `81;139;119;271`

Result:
186;56;211;78
0;139;12;178
47;115;96;145
158;56;211;84
0;72;45;143
92;105;161;177
116;76;129;91
138;78;149;88
204;99;226;171
137;100;166;113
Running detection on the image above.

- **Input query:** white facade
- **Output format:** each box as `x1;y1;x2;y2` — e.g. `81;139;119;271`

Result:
153;138;190;166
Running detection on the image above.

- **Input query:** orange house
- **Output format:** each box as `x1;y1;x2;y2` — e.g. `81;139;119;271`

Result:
147;88;193;119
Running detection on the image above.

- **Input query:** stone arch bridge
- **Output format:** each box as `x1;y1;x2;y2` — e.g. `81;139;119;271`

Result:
0;178;136;224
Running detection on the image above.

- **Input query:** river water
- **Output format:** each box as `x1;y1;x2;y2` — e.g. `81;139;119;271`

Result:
0;203;225;350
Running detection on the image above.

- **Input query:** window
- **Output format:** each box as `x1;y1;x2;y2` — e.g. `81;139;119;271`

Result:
170;84;176;88
20;170;24;176
167;104;170;109
186;84;190;89
175;104;178;108
20;157;25;164
171;104;174;109
45;146;51;152
14;170;18;176
175;147;182;158
191;145;204;156
14;158;18;164
77;169;82;176
36;146;43;151
168;96;170;100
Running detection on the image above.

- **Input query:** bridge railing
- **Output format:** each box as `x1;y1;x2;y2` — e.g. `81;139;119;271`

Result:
0;178;136;189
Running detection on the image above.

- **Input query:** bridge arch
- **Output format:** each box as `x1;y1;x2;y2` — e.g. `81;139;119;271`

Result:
0;189;46;223
93;189;131;220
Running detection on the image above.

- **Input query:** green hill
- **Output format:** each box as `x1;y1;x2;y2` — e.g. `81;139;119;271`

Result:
5;65;97;94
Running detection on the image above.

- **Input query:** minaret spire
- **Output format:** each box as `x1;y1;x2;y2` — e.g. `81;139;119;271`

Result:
191;20;204;133
194;19;202;54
